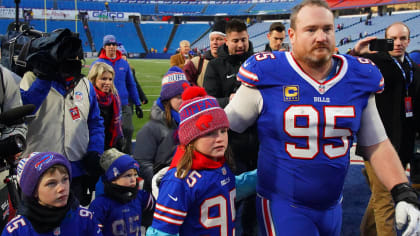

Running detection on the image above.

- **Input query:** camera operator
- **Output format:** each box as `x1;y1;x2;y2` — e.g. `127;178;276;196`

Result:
0;64;27;159
19;29;104;206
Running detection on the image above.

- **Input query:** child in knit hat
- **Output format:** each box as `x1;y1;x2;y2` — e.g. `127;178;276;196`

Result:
2;152;102;236
146;86;256;236
88;148;155;236
133;66;190;191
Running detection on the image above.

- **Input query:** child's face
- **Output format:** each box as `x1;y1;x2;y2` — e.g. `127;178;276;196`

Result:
36;169;70;208
194;128;228;160
112;168;138;188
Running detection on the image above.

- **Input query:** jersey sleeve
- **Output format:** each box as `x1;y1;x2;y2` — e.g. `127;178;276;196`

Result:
237;53;263;87
151;174;191;235
345;55;384;94
88;197;107;224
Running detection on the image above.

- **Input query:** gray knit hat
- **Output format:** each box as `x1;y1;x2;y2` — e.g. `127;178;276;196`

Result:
101;148;139;182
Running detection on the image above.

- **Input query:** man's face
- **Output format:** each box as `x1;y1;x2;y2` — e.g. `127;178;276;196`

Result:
289;5;335;67
386;24;410;59
104;43;117;58
267;30;286;51
225;30;249;55
180;42;191;55
210;34;225;57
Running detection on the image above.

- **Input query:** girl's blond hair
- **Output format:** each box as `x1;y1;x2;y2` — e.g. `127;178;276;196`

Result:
87;62;117;94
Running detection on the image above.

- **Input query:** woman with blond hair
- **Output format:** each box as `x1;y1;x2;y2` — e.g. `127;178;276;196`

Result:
88;62;124;151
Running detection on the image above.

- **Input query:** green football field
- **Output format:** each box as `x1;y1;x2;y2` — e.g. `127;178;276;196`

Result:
83;58;170;139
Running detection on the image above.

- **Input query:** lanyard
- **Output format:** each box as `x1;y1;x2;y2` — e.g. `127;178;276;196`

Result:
392;55;413;94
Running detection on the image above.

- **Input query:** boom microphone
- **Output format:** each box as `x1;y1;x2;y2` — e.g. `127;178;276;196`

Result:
0;104;36;126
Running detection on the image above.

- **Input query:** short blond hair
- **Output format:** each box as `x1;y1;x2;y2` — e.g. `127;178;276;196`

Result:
88;62;117;94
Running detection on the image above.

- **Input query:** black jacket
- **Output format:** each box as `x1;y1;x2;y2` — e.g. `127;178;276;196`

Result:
359;52;420;165
203;42;258;173
203;42;254;108
264;43;273;52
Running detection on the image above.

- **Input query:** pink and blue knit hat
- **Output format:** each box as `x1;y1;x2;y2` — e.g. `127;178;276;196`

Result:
160;66;190;101
17;152;71;197
178;87;229;145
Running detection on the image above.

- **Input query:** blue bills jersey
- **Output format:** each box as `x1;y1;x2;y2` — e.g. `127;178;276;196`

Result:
89;190;154;236
151;164;236;235
237;52;384;210
1;207;102;236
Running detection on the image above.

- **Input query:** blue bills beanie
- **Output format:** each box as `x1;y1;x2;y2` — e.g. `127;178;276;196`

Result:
160;66;190;101
100;148;140;182
103;34;117;47
17;152;72;197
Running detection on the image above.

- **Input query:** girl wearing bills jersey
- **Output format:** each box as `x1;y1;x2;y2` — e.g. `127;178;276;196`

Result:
147;87;255;236
2;152;102;236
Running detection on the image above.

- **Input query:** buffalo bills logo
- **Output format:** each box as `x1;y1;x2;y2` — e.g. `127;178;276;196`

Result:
196;115;213;131
35;154;54;171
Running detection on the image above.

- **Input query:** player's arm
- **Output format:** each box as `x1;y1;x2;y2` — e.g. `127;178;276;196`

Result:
358;95;420;235
225;84;262;133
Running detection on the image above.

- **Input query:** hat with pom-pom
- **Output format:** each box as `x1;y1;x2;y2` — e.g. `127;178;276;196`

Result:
178;86;229;145
17;152;72;197
117;44;127;56
160;66;190;101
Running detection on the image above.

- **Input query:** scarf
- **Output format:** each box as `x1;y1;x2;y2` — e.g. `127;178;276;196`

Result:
156;97;180;143
169;146;226;171
18;192;78;233
94;86;123;148
104;181;139;204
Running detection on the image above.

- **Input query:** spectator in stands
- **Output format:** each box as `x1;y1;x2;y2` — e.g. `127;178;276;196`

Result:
87;62;124;151
91;35;143;155
203;18;259;236
133;66;189;192
118;44;148;105
350;22;420;236
265;22;286;52
170;40;193;70
20;38;104;206
184;19;226;87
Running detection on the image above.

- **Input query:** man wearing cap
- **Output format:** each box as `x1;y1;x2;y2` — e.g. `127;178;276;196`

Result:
265;22;287;52
91;35;143;155
184;20;226;87
170;40;192;70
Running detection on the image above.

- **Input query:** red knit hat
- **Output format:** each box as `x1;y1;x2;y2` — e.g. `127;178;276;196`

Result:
178;87;229;145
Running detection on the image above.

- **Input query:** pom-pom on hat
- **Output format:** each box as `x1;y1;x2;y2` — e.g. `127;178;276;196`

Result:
178;86;229;145
103;34;117;47
17;152;71;197
100;148;140;182
160;66;190;101
209;20;227;38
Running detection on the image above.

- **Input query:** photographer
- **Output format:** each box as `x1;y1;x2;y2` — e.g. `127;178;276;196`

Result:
350;22;420;236
19;29;104;206
0;64;27;158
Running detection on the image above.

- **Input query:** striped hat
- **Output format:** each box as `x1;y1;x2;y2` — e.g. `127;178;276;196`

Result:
160;66;190;101
178;86;229;145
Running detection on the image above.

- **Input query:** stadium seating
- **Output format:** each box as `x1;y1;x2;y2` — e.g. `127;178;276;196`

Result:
168;23;210;53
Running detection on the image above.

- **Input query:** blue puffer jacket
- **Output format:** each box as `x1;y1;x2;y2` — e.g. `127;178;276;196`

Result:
92;50;141;106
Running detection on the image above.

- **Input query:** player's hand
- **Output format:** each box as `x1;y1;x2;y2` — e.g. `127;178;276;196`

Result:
151;166;169;199
135;105;143;119
354;36;377;55
395;201;420;236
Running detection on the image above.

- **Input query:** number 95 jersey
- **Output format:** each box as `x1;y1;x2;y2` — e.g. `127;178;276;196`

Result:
237;52;384;210
151;164;236;236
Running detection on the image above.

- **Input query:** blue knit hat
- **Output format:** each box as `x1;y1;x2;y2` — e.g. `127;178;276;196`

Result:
160;66;190;101
17;152;72;197
100;148;140;182
103;35;117;47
